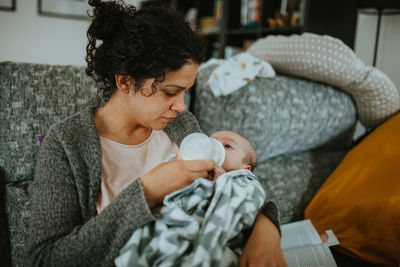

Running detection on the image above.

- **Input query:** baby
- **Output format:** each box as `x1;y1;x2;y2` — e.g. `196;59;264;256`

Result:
209;130;258;179
175;130;258;179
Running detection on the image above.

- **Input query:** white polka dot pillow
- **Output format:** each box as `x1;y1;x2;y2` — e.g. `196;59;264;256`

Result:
247;33;400;128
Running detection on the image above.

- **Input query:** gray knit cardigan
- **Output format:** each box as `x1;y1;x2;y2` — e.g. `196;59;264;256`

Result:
27;106;279;267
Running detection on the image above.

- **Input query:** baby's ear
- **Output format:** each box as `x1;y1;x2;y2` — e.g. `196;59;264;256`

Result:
244;165;251;171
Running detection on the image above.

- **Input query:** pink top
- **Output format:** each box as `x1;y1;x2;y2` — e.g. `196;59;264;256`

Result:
96;130;177;213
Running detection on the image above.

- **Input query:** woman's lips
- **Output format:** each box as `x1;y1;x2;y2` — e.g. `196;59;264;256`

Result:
162;116;176;122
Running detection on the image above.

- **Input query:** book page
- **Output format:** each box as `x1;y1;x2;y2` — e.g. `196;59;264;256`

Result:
281;220;337;267
283;244;337;267
281;220;322;249
325;230;339;247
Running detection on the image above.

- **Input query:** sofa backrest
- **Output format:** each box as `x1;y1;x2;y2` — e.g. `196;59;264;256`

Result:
0;61;98;266
0;62;99;184
195;62;357;163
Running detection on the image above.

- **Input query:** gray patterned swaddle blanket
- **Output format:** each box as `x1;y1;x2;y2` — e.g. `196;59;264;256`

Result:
115;169;266;267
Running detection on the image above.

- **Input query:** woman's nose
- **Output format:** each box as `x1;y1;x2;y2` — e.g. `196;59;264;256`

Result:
171;93;186;112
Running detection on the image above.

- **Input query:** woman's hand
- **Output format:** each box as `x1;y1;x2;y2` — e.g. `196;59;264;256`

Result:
140;158;215;208
239;214;288;267
175;147;223;181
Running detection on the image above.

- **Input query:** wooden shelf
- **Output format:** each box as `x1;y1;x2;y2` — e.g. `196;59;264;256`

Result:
227;25;302;35
200;31;220;37
169;0;357;58
226;28;259;35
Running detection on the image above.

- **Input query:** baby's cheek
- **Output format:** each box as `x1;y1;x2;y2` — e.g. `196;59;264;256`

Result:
221;161;228;171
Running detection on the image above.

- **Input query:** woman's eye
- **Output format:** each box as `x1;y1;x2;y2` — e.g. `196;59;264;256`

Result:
224;144;232;149
165;92;177;97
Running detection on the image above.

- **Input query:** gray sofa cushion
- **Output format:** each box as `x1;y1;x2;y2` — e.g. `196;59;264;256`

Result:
0;61;99;267
5;181;31;267
254;148;349;224
0;180;11;266
0;62;99;183
195;63;356;162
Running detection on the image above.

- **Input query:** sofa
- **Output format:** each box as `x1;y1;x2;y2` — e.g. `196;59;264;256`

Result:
0;62;101;266
0;34;398;266
0;60;353;266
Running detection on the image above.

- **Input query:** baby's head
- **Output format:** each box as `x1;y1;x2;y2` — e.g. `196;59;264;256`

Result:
210;130;257;172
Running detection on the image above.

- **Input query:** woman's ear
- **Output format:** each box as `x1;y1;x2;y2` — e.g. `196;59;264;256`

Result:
115;74;133;94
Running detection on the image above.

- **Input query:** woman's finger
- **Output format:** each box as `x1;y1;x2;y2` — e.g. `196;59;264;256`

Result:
185;159;215;172
175;148;182;159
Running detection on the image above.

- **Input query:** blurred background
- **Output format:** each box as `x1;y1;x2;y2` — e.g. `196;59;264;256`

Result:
0;0;399;90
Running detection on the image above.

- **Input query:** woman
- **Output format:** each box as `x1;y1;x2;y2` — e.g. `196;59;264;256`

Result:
28;1;287;266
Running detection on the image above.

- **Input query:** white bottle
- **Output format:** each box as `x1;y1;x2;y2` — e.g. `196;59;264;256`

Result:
180;133;225;166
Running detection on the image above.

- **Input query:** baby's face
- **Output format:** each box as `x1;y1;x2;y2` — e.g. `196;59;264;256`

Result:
210;131;251;172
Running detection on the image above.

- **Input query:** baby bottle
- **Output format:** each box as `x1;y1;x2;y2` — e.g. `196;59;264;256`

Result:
180;133;225;166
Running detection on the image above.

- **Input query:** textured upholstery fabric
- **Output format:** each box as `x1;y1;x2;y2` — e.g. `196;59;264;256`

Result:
0;182;11;266
0;62;99;183
254;149;348;224
248;33;400;128
195;63;356;163
5;181;32;267
0;62;98;267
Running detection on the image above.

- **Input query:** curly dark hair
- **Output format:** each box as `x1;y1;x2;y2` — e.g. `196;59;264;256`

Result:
86;0;206;101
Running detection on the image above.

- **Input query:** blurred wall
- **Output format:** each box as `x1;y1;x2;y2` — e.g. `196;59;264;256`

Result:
354;13;400;91
0;1;399;90
0;0;142;66
0;0;90;66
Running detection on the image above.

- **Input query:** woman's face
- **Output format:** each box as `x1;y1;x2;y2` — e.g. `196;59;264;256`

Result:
126;62;198;130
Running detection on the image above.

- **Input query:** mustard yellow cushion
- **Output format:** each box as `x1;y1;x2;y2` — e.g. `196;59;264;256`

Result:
305;112;400;265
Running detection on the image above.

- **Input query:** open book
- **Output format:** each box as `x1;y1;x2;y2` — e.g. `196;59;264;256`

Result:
281;220;339;267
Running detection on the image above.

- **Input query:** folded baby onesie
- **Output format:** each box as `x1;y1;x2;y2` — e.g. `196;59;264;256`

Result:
206;52;276;97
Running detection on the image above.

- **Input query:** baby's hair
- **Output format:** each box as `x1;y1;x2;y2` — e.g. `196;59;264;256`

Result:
86;0;206;101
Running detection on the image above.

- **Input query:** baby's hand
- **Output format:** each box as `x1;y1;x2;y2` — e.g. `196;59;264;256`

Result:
209;165;226;181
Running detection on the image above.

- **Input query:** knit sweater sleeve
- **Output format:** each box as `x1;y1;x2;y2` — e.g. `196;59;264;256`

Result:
28;128;155;267
260;201;281;235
